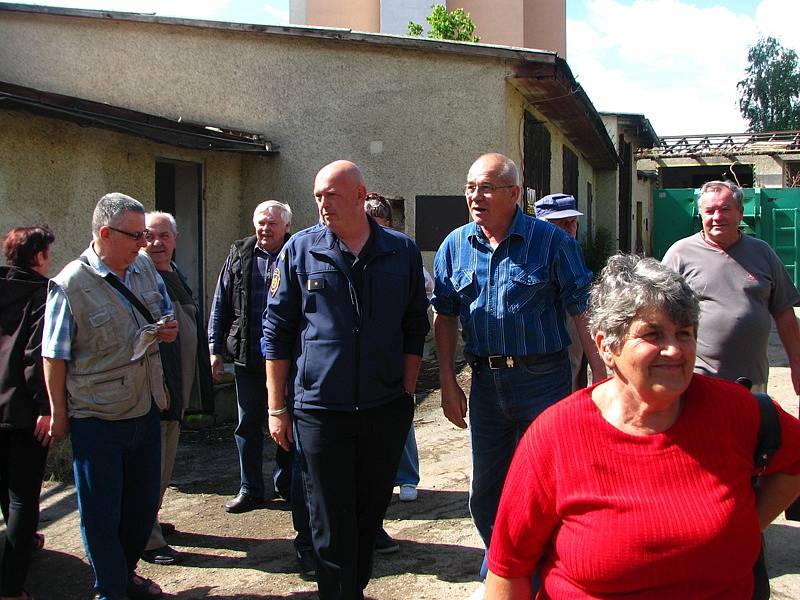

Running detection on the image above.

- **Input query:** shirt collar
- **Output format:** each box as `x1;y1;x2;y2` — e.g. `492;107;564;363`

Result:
467;205;526;244
254;244;276;259
83;243;141;277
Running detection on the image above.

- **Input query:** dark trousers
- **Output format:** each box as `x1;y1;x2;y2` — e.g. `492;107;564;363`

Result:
0;428;48;596
70;406;161;600
295;397;413;600
291;423;312;552
233;367;267;498
234;366;293;499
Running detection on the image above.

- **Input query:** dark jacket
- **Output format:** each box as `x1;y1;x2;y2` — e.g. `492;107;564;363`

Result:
0;266;50;428
158;263;215;420
228;236;258;368
263;218;430;411
209;233;289;371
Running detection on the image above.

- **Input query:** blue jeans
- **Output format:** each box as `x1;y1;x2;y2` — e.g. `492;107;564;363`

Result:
395;425;420;487
234;366;267;498
70;406;161;600
468;351;570;578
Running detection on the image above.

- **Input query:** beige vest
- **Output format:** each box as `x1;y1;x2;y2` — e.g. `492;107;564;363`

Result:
52;253;168;420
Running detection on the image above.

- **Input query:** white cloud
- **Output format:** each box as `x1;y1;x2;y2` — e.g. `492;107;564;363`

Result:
567;0;798;136
261;2;288;22
754;0;800;51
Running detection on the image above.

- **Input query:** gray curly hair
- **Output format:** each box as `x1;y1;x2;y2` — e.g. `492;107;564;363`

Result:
589;254;699;352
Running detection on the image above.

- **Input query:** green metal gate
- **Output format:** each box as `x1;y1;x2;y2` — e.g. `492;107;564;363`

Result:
652;188;800;288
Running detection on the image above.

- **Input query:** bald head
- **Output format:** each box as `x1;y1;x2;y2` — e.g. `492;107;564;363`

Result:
468;153;519;186
316;160;365;189
314;160;368;238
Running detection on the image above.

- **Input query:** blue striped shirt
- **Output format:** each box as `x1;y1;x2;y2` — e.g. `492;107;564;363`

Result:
42;246;173;360
431;207;592;357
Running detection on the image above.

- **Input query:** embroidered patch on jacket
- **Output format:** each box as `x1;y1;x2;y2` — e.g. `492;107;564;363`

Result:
270;269;281;296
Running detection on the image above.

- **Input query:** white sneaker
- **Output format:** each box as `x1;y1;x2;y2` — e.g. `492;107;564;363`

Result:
399;484;418;502
467;582;485;600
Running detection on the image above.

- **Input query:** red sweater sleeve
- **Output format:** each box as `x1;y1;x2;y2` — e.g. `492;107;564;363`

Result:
487;410;559;578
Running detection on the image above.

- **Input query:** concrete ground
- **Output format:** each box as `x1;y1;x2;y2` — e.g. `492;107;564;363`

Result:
23;330;800;599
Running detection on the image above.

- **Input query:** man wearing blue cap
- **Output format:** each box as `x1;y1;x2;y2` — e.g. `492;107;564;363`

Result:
431;154;606;593
534;193;582;238
535;193;595;392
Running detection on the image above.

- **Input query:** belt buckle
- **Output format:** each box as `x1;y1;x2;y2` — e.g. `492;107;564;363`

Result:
488;355;513;369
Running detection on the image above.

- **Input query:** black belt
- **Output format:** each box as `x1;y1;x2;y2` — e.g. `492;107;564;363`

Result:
468;353;552;370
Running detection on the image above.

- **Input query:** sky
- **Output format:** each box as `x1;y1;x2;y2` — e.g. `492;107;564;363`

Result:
7;0;800;136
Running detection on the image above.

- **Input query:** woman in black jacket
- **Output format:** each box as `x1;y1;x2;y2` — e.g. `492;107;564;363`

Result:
0;225;54;600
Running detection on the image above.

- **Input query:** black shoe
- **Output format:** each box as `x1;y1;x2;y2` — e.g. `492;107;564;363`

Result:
224;492;265;513
274;489;291;502
374;528;399;554
296;547;316;576
160;522;176;538
141;544;181;565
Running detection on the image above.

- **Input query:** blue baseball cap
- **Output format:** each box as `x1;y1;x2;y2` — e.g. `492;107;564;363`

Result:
534;194;583;220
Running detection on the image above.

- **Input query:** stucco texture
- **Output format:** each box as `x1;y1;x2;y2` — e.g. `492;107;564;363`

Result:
0;11;511;239
0;109;242;308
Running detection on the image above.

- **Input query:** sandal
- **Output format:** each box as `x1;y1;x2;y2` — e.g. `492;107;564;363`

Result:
127;574;162;600
32;533;44;552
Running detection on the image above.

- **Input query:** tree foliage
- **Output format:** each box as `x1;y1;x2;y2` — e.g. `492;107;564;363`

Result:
738;36;800;132
407;4;479;43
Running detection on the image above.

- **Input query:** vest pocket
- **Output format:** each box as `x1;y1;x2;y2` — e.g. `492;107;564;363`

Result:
88;308;117;351
142;290;163;319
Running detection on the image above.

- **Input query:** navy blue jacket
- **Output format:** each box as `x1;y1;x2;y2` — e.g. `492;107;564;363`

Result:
262;218;429;411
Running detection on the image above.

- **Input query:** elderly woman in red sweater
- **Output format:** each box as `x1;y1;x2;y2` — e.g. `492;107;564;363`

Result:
486;254;800;599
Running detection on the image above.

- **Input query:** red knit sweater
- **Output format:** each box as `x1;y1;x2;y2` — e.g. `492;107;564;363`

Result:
487;374;800;599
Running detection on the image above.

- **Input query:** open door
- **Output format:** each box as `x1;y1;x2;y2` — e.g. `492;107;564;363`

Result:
155;159;205;316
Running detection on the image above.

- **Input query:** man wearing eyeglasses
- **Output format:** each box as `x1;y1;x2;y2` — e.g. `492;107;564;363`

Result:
431;153;605;590
42;193;177;600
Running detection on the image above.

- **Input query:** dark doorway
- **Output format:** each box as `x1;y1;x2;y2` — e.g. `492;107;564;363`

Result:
415;195;469;252
524;113;551;200
618;136;632;252
155;160;205;315
586;181;593;243
562;145;579;198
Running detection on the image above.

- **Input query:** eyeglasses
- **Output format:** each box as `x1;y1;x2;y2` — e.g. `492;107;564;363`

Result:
108;226;148;240
464;183;515;196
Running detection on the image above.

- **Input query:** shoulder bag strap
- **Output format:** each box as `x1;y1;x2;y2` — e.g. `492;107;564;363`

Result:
78;256;155;324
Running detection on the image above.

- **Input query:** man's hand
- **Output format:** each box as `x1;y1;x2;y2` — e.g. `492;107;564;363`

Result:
790;357;800;396
210;354;225;381
48;413;69;445
269;412;293;451
155;318;178;343
441;379;468;429
34;415;52;447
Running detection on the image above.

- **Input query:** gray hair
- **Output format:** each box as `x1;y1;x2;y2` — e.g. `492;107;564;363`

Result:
589;254;699;352
253;200;292;227
471;153;520;186
698;180;744;211
145;210;178;234
497;156;520;186
92;193;145;236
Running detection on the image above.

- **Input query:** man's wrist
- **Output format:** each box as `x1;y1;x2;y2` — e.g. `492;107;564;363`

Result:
268;406;288;416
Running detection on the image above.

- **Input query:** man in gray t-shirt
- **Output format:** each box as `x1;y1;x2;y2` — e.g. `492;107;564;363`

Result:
663;180;800;393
